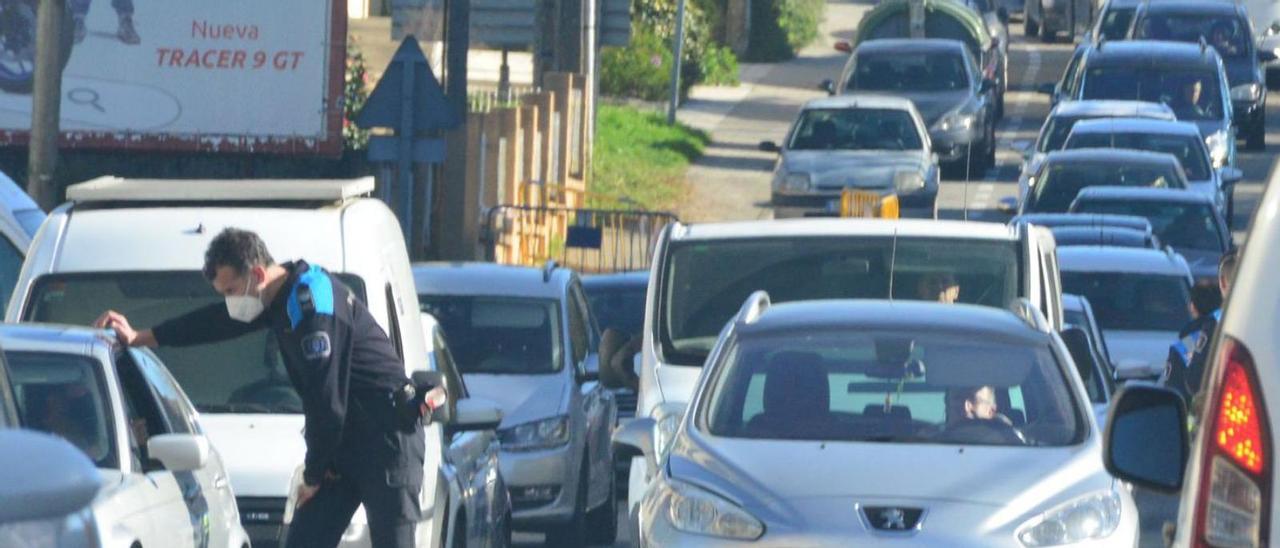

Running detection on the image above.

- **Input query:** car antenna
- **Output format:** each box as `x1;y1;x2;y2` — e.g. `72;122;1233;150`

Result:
542;260;559;282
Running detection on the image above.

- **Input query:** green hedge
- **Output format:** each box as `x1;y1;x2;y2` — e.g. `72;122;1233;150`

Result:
745;0;825;62
599;0;740;101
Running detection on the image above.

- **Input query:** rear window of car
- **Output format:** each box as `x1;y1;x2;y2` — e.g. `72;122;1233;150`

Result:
1031;161;1184;213
851;51;970;92
1060;272;1192;331
1063;131;1210;180
701;330;1083;447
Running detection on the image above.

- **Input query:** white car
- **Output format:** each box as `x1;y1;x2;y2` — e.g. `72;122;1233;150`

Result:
1103;146;1280;546
5;177;453;547
1058;246;1194;382
0;323;251;547
616;295;1139;546
617;219;1066;515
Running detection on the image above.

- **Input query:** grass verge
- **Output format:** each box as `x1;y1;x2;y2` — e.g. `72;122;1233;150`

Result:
590;104;710;210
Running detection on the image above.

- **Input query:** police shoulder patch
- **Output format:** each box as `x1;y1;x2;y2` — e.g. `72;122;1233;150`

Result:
302;331;332;360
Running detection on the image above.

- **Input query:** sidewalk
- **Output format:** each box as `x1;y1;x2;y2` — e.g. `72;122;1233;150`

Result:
674;0;874;222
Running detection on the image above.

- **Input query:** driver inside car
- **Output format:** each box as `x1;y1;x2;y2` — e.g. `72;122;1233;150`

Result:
944;385;1026;444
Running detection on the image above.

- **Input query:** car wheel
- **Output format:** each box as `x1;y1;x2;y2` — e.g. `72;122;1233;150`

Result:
544;463;589;547
1024;13;1039;36
586;461;618;544
1247;116;1266;151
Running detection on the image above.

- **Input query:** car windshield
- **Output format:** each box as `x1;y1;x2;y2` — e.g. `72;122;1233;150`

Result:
851;51;969;92
1098;7;1136;41
1064;132;1211;180
1073;201;1226;252
703;331;1082;446
1031;161;1182;213
1061;272;1191;331
788;108;923;151
1081;68;1223;120
660;238;1021;365
23;271;365;414
1133;14;1250;59
7;351;117;468
584;285;646;337
419;297;563;374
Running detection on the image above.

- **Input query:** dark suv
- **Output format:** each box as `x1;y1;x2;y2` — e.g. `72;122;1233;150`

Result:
1129;0;1277;150
1065;40;1238;168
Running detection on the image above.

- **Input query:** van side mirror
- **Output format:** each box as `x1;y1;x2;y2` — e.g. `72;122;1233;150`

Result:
1219;167;1244;185
834;41;852;54
613;417;657;472
0;430;102;522
579;353;601;384
412;370;453;425
1104;385;1188;492
997;196;1018;214
819;79;836;96
758;140;781;153
147;434;210;472
1059;327;1096;386
1037;82;1057;96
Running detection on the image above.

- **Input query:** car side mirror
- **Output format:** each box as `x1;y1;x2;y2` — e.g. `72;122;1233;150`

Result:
758;140;781;153
980;79;996;93
452;397;504;432
412;369;453;425
1036;82;1057;96
834;41;852;54
1219;167;1244;185
998;8;1010;25
819;79;836;96
1059;327;1096;386
578;353;601;384
1104;385;1188;492
1260;49;1278;63
613;417;657;472
1115;358;1162;381
147;434;210;472
0;430;102;522
997;196;1018;214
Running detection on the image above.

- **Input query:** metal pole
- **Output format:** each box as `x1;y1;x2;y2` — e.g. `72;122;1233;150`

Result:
399;54;416;247
666;0;686;124
29;0;67;210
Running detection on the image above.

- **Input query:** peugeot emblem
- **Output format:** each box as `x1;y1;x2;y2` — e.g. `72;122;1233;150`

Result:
880;508;907;530
859;505;926;533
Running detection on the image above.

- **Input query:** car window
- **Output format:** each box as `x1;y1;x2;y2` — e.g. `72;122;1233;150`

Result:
1038;116;1082;153
1061;272;1192;331
703;331;1082;447
1072;200;1227;252
433;331;468;399
1081;67;1223;120
0;236;22;311
787;108;924;151
22;271;365;415
6;351;117;468
1032;162;1184;213
1134;13;1250;58
660;237;1022;366
128;349;197;435
851;51;970;92
567;289;590;367
1098;7;1135;41
1063;132;1211;180
420;296;564;374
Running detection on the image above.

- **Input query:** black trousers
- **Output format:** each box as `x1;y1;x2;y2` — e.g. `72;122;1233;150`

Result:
284;393;426;548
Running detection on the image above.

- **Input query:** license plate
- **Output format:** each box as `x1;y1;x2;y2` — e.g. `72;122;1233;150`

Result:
840;189;883;218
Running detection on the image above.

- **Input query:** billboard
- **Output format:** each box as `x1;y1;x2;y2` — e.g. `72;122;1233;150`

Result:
0;0;345;154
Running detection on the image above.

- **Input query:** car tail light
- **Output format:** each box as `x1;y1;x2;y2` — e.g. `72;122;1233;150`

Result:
1193;337;1272;547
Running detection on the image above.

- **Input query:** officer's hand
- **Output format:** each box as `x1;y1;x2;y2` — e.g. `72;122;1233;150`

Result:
295;481;320;509
420;386;447;417
95;311;139;346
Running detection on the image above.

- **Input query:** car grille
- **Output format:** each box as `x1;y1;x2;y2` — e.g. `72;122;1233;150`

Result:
615;390;637;420
237;496;287;548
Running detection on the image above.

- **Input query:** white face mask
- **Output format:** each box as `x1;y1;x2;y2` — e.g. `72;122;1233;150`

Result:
226;277;265;323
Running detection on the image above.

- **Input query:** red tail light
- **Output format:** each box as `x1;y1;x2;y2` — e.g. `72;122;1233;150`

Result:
1193;337;1272;547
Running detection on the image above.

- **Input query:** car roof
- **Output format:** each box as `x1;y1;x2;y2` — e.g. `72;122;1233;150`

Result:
803;94;919;111
1050;225;1156;249
856;38;969;54
741;300;1050;346
1063;293;1089;312
1011;212;1153;232
67;176;376;204
1136;0;1240;16
581;271;649;290
1050;100;1176;120
412;262;572;299
1043;148;1181;166
669;218;1019;243
1068;117;1202;137
1087;40;1221;68
1058;246;1190;276
1073;186;1216;205
0;324;116;356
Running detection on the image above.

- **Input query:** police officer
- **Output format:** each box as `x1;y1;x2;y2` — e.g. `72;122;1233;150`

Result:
94;228;431;548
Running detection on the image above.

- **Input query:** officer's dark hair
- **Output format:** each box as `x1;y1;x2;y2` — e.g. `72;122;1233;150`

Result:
203;228;276;281
1189;282;1223;317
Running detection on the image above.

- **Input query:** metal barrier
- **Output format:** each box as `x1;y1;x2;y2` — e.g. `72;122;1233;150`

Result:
482;205;677;273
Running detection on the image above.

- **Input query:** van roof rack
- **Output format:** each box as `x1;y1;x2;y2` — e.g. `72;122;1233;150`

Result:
66;176;377;203
543;260;560;282
735;291;772;325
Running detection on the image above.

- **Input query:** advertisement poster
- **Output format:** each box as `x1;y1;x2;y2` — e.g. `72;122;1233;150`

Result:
0;0;345;154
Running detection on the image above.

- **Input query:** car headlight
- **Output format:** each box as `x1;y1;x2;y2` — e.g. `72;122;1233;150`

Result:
652;403;685;462
778;172;811;192
1205;130;1231;168
1017;489;1122;547
938;112;977;133
498;415;570;451
894;171;926;193
1231;83;1263;103
661;478;765;540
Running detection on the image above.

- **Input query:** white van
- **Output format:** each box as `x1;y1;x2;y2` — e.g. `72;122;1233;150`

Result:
4;177;450;548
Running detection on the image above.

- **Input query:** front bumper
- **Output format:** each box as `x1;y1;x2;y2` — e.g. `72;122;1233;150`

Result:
500;444;578;527
1233;97;1265;129
931;129;982;163
238;496;288;548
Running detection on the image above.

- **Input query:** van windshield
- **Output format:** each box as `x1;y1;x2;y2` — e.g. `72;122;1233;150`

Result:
22;271;366;414
659;237;1022;366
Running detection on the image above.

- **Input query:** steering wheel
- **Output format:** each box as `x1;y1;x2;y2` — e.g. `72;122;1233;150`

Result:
936;418;1025;445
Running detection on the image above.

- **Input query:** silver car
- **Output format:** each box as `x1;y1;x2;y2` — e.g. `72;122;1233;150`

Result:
761;95;940;219
616;296;1139;546
413;262;618;546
